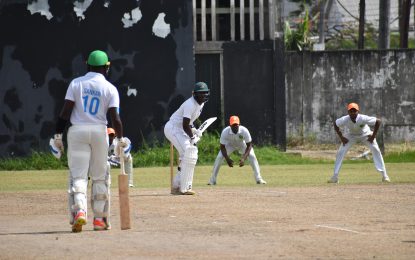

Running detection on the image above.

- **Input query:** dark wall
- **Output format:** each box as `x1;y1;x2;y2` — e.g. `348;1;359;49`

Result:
222;41;278;145
0;0;194;157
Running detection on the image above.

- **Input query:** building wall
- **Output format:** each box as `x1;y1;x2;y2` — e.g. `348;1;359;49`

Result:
285;50;415;143
0;0;194;157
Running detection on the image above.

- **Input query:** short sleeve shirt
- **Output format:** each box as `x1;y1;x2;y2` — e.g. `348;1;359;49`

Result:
220;125;252;150
65;72;119;125
169;97;204;128
335;114;377;136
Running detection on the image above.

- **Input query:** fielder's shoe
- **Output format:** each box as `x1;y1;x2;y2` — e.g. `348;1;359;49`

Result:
327;176;339;183
93;218;110;231
129;183;134;188
382;176;391;183
72;211;87;233
207;180;216;185
256;179;267;184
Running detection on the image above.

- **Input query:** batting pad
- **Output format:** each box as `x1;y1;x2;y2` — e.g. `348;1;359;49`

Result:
180;146;198;193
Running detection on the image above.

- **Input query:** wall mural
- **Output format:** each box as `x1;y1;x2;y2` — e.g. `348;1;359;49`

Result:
0;0;194;157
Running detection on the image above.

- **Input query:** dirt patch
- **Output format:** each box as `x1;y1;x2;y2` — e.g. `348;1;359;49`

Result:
0;185;414;259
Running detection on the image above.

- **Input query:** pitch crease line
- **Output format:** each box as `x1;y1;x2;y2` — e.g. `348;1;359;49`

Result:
315;224;362;234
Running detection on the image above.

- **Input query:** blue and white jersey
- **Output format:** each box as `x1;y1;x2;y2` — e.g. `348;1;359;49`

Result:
65;72;119;125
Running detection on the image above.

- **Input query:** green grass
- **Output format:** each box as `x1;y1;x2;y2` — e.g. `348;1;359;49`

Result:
1;163;414;192
0;133;413;170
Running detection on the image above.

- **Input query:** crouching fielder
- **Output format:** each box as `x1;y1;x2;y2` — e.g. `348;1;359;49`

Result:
328;103;390;183
164;82;210;195
208;116;266;185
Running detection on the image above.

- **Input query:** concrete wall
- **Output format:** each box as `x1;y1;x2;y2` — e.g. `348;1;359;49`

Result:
285;50;415;143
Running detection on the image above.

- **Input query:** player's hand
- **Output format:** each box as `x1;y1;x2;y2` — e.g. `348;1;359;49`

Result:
190;135;200;145
239;158;245;167
53;134;64;153
115;137;128;157
226;158;234;167
367;135;375;143
340;136;349;146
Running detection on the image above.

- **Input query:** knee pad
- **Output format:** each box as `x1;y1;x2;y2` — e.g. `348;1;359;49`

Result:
91;179;110;221
180;146;198;192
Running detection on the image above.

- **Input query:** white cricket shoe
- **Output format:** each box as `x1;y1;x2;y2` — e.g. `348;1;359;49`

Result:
327;176;339;183
382;176;391;183
129;183;134;188
207;180;216;185
256;179;267;184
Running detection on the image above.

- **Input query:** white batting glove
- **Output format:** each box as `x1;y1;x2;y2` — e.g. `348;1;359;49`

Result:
190;135;200;145
53;134;64;153
194;129;203;138
115;137;128;157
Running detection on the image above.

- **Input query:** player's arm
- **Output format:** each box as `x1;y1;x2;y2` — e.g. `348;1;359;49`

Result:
52;100;75;153
220;144;233;167
239;142;253;167
182;117;194;138
367;118;381;143
109;107;123;138
333;121;348;145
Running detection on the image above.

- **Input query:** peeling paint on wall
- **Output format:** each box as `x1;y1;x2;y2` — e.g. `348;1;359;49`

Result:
122;7;142;28
152;13;171;38
27;0;53;20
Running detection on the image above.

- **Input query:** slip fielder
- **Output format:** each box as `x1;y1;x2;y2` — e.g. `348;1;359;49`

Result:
208;115;267;185
328;102;391;183
164;82;210;195
107;127;134;187
52;50;127;232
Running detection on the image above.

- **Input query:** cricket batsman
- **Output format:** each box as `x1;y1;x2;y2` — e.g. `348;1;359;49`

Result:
164;82;210;195
328;102;391;183
208;115;267;185
107;127;134;187
51;50;127;232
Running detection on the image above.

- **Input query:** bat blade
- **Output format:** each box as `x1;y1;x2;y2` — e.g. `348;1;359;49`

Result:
118;174;131;230
198;117;217;134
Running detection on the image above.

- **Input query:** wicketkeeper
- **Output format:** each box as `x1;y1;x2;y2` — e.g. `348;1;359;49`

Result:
164;82;210;195
328;102;391;183
51;50;127;233
107;127;134;187
208;116;267;185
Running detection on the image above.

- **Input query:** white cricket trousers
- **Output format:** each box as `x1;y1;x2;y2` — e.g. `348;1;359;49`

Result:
67;124;108;216
210;147;263;183
164;121;193;189
333;134;388;178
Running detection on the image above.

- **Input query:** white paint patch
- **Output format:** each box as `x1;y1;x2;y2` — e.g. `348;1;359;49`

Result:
27;0;53;20
399;101;414;106
152;13;171;38
73;0;94;20
127;86;138;97
315;224;362;234
122;7;142;28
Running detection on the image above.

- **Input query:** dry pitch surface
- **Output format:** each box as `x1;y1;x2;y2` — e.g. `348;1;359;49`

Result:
0;184;414;259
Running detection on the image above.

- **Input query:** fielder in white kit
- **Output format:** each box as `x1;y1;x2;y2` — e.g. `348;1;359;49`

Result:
107;127;134;187
52;50;127;232
164;82;210;195
328;102;390;183
208;116;267;185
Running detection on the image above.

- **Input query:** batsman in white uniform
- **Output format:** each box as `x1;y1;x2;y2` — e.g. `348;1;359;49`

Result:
328;103;390;183
208;116;267;185
52;50;127;233
164;82;210;195
107;128;134;187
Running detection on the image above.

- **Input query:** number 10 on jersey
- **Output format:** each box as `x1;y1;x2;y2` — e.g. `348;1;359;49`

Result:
83;95;100;115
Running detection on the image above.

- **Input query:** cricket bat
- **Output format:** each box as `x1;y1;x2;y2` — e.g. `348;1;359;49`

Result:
118;151;131;230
